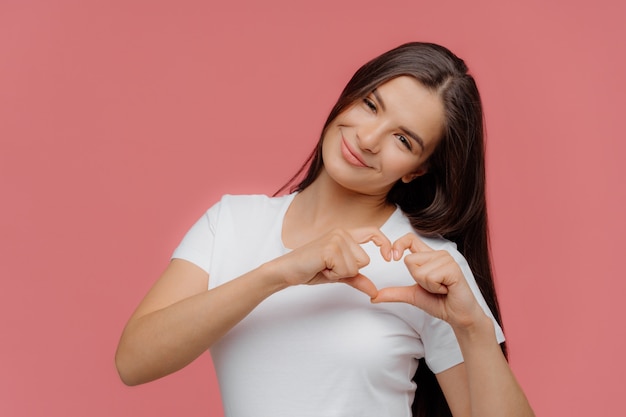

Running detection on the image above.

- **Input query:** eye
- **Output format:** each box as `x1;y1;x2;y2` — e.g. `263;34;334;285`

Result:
395;134;412;150
363;97;377;113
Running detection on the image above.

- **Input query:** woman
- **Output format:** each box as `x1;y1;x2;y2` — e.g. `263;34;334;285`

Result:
116;42;534;417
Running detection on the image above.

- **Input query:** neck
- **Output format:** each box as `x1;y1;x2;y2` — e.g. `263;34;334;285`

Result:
293;169;396;230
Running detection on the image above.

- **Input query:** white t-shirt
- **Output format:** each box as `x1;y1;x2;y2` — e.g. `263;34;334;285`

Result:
172;193;505;417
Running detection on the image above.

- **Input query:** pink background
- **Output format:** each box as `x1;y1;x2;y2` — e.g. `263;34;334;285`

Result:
1;0;624;415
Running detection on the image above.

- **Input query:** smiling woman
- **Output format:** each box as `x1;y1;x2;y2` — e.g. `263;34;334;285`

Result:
115;42;534;417
321;76;444;196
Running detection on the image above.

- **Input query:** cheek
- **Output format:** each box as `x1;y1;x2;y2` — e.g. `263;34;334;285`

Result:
320;127;338;152
388;153;423;177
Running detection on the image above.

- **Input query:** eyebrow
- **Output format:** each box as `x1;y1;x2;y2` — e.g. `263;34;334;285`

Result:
372;88;426;151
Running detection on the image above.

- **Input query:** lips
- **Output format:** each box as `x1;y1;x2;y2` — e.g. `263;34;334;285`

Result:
341;137;369;168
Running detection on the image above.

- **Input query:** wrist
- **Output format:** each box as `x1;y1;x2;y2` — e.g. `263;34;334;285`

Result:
451;310;496;345
257;260;293;293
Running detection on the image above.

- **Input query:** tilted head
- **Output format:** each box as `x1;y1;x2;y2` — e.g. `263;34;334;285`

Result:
294;42;487;239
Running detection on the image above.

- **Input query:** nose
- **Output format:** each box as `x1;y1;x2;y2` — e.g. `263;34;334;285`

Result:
356;121;384;153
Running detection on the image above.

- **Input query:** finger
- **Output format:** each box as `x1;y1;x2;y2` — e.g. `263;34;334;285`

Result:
392;233;433;259
351;227;393;261
403;262;449;295
321;256;356;281
340;273;378;299
404;251;451;279
420;278;449;295
404;252;459;293
319;237;357;280
349;240;371;270
339;238;371;277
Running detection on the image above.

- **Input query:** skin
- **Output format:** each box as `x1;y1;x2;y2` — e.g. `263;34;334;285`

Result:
373;234;534;417
115;76;534;416
320;76;443;197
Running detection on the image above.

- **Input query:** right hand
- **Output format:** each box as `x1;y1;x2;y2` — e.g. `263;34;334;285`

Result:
269;228;392;298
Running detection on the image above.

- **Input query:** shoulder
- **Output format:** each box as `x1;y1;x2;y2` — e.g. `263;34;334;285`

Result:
219;194;294;207
217;193;294;211
207;193;295;233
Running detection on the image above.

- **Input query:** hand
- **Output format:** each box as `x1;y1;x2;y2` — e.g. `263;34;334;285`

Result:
271;228;392;298
371;233;485;328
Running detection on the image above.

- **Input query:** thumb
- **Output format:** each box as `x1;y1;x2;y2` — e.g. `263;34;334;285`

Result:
340;274;379;299
371;286;417;304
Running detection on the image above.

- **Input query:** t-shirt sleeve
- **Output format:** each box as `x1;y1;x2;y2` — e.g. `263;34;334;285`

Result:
171;201;221;275
420;241;506;374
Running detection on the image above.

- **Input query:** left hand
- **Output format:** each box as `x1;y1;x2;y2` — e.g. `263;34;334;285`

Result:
371;233;485;329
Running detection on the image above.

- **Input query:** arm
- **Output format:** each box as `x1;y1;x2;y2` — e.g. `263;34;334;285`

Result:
437;316;533;417
372;233;534;417
115;228;391;386
115;258;289;386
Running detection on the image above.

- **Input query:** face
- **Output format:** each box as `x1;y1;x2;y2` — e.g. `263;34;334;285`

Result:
321;76;445;197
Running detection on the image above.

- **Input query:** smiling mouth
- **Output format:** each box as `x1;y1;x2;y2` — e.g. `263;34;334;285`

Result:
341;137;369;168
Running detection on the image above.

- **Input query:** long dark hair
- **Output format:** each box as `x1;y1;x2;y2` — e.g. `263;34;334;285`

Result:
279;42;505;417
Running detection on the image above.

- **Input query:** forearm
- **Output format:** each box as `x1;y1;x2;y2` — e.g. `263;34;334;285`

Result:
452;315;534;417
115;262;288;386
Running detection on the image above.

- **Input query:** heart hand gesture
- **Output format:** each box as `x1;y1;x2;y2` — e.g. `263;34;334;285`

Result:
372;233;486;329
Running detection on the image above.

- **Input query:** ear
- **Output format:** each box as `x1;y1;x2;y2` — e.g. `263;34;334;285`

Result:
401;166;427;183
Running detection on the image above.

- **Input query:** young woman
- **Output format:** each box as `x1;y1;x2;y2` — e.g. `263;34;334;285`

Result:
116;42;534;417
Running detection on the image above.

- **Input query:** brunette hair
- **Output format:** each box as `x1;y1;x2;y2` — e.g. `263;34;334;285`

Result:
279;42;506;417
